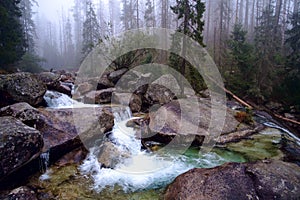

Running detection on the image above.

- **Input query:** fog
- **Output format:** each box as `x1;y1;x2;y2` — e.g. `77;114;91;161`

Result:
30;0;297;70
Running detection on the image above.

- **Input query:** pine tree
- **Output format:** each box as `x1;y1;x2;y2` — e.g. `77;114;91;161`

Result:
0;0;25;69
82;0;101;58
144;0;155;27
19;0;37;53
227;23;254;94
254;4;283;99
286;10;300;69
169;0;206;94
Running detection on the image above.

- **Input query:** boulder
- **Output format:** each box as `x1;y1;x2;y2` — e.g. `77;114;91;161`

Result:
0;72;47;107
0;103;114;163
144;84;175;106
97;76;114;90
4;186;38;200
139;98;244;146
165;160;300;200
38;72;61;90
75;82;94;95
0;117;43;179
84;88;116;104
108;68;128;84
97;142;129;168
112;93;142;113
56;82;72;96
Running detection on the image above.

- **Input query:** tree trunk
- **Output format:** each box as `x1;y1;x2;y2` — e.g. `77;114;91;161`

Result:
136;0;139;28
180;0;189;96
245;0;250;30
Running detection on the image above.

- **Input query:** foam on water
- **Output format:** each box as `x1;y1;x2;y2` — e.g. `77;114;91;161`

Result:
44;90;98;108
80;107;230;192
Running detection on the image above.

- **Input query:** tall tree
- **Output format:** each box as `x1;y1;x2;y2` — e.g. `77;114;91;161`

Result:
82;0;101;58
0;0;25;68
19;0;37;53
254;4;282;98
144;0;155;27
170;0;206;94
227;23;254;94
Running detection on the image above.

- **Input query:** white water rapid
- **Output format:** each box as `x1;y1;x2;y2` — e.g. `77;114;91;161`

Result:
44;90;98;108
80;107;228;192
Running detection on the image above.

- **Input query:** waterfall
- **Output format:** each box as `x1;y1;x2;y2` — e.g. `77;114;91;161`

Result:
39;151;51;181
80;106;228;192
43;90;97;108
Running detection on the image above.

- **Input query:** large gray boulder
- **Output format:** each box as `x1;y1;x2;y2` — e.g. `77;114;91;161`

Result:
0;103;114;163
165;160;300;200
84;88;116;104
0;117;43;179
0;72;47;107
138;98;246;146
97;142;129;168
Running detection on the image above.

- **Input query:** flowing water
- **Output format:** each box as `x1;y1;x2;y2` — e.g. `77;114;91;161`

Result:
39;91;300;198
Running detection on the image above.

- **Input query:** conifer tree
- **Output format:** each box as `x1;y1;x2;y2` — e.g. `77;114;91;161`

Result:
0;0;25;68
82;0;101;58
169;0;206;94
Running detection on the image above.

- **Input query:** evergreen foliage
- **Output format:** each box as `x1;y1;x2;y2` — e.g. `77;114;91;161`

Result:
19;0;37;53
169;0;206;94
82;0;101;58
227;23;254;95
0;0;25;69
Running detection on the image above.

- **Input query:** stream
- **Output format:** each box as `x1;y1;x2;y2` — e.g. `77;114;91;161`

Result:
33;90;299;199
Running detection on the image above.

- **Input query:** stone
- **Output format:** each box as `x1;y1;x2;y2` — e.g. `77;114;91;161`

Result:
75;82;94;95
0;72;47;107
5;186;38;200
56;82;72;96
0;117;43;179
144;84;175;106
165;160;300;200
108;68;128;84
112;93;142;113
38;72;61;90
97;76;114;90
0;103;114;165
97;142;129;168
140;98;243;146
84;88;116;104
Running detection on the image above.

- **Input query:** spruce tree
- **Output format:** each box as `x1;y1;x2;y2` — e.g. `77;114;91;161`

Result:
82;0;101;58
227;23;254;94
19;0;37;53
144;0;155;27
169;0;206;94
0;0;25;69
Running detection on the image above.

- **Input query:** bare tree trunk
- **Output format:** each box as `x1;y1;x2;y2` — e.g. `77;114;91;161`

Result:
239;0;244;23
250;0;256;40
205;1;211;44
136;0;139;28
275;0;283;32
236;0;239;23
245;0;250;30
180;0;189;96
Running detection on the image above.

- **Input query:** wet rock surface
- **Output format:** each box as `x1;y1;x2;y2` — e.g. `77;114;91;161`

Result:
0;72;46;107
0;117;43;179
97;142;130;168
84;88;116;104
165;160;300;200
3;186;38;200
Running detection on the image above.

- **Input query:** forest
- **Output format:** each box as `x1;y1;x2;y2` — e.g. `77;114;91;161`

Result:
1;1;300;199
0;0;299;112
